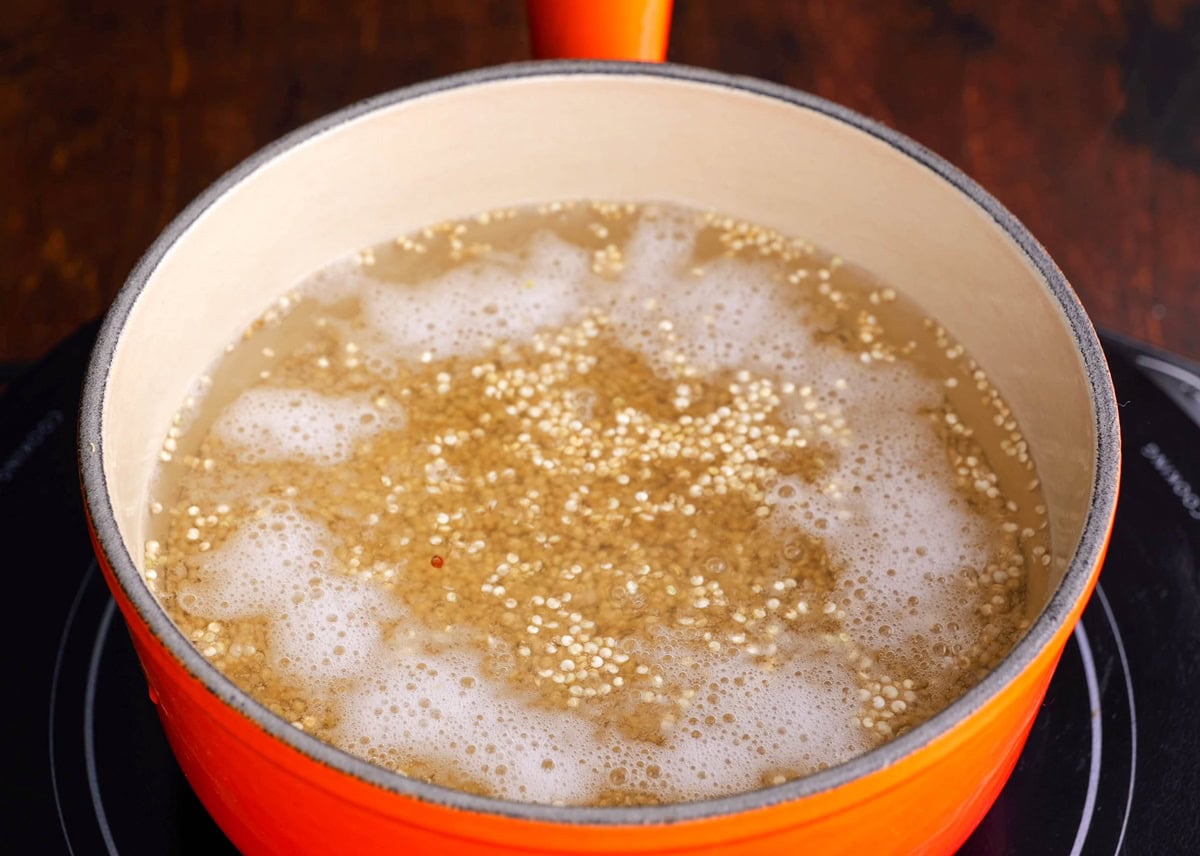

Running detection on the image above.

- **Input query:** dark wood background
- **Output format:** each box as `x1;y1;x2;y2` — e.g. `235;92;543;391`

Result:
3;0;1198;373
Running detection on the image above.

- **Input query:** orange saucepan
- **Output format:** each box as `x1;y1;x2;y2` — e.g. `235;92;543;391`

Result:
79;63;1119;855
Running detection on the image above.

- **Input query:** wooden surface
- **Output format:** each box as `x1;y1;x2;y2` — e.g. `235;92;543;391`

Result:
3;0;1198;369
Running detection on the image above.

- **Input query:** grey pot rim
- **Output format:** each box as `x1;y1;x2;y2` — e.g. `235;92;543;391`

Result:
78;59;1121;828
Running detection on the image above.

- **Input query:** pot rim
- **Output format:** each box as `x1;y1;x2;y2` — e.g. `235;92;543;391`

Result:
78;59;1120;827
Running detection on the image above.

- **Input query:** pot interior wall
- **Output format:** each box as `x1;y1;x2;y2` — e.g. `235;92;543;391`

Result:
102;71;1096;621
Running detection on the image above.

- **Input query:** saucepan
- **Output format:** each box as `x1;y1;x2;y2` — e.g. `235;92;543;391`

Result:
79;3;1119;853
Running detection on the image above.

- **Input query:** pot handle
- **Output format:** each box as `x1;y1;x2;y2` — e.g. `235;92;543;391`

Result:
526;0;673;61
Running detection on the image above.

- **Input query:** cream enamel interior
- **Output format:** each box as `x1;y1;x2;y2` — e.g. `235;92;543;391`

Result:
102;71;1095;623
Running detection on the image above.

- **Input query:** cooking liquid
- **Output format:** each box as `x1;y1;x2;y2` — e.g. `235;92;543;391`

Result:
143;201;1049;806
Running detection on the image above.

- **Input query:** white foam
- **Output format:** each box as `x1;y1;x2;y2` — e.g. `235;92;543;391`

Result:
176;507;399;687
334;630;867;803
177;506;868;802
336;643;601;804
641;637;869;793
765;360;987;658
213;388;401;466
593;214;992;667
337;232;595;368
616;265;813;380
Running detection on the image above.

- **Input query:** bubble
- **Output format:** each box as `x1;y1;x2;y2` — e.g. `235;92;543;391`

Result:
213;389;403;465
330;232;594;369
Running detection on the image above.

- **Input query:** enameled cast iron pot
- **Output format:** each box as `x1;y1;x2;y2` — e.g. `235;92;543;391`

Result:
79;62;1120;855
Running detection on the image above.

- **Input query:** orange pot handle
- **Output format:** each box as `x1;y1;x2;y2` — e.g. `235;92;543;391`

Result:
526;0;674;61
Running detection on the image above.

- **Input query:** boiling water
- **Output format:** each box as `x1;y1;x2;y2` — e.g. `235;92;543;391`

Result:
143;201;1049;806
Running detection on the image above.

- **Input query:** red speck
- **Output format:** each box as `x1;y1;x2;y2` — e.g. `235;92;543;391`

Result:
431;555;444;569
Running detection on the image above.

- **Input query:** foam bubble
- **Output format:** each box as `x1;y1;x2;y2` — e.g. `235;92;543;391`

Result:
213;388;401;466
178;505;874;803
177;507;399;687
765;359;988;657
597;212;992;671
334;631;867;804
336;644;601;804
344;232;594;367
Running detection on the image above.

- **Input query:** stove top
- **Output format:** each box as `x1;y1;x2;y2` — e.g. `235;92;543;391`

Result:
4;324;1199;854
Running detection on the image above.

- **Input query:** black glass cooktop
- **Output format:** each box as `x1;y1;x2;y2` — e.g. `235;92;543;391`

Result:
4;324;1199;854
